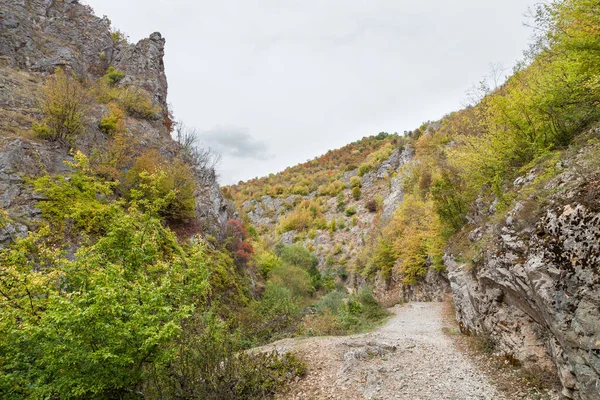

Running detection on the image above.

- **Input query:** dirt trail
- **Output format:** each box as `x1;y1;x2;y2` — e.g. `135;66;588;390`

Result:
266;302;506;400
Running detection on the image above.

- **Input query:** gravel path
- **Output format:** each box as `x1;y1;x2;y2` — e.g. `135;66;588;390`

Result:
266;302;506;400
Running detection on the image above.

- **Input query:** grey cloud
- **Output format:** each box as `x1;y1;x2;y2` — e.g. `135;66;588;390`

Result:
198;127;274;161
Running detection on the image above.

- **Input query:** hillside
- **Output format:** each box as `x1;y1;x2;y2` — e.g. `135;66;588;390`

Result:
226;133;425;299
227;1;600;398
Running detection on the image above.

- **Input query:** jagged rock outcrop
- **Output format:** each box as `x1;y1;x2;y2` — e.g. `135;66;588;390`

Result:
0;0;233;246
447;140;600;399
0;0;168;110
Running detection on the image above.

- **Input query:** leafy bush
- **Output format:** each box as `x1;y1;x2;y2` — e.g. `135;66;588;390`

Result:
151;313;306;399
93;78;159;120
350;176;362;188
255;249;281;279
1;154;283;399
345;206;357;216
270;263;314;298
34;68;89;142
104;66;126;85
336;192;346;212
352;186;362;200
274;243;321;290
119;86;160;119
31;151;120;237
357;163;372;177
241;283;302;344
318;180;346;197
300;287;388;336
98;102;125;134
127;150;197;222
0;201;208;398
277;200;326;233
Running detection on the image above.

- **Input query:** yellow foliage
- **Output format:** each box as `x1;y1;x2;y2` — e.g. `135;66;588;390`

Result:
278;200;326;233
127;150;197;221
98;102;125;134
34;68;90;142
381;195;446;285
92;78;159;120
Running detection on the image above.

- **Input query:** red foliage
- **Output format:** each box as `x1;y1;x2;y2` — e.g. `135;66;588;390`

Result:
235;249;251;263
226;219;247;240
164;106;175;133
225;219;254;266
239;241;254;255
366;199;378;213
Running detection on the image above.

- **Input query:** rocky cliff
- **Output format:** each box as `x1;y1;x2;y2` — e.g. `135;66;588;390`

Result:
447;134;600;399
231;134;449;305
0;0;233;247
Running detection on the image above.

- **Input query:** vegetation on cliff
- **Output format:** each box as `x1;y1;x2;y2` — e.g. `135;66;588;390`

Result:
357;0;600;284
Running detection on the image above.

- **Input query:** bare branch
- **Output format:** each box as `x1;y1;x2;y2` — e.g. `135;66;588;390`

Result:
175;122;222;186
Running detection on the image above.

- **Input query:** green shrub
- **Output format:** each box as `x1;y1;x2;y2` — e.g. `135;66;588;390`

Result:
31;151;120;236
318;180;346;197
345;206;357;216
243;283;302;342
255;250;281;279
31;122;53;139
119;86;160;119
269;264;314;298
336;192;346;212
153;315;306;400
0;198;211;398
328;218;337;233
300;287;388;336
350;176;362;188
104;66;126;85
127;150;197;222
315;290;345;314
358;163;372;177
34;68;89;142
274;243;321;290
352;186;362;200
111;30;128;44
98;102;125;134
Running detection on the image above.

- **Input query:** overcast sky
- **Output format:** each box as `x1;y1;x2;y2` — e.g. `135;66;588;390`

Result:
86;0;534;185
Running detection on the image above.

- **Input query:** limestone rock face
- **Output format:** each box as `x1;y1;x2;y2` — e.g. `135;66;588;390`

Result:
0;0;168;111
113;32;169;110
0;0;233;245
447;142;600;400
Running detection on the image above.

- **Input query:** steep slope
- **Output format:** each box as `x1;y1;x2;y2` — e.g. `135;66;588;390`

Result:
226;133;450;305
0;3;310;399
447;134;600;399
228;1;600;398
0;0;232;246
